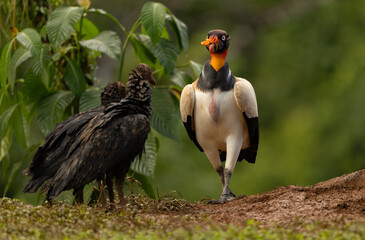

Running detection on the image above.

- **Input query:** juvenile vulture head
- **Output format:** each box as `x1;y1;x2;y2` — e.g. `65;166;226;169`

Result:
101;82;128;105
133;63;156;86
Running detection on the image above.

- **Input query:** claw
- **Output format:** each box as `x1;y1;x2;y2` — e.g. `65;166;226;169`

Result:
207;192;237;204
207;199;223;204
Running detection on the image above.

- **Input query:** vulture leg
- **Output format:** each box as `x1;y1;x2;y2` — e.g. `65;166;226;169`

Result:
219;136;242;203
97;178;107;207
216;166;225;187
106;173;115;204
207;137;242;204
221;170;236;202
115;173;126;205
204;148;226;204
115;165;131;205
73;188;84;205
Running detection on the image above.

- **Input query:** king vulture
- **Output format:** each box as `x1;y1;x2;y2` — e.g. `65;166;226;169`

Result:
180;30;259;203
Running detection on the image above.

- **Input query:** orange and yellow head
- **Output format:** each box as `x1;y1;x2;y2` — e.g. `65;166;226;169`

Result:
201;29;231;71
201;29;230;54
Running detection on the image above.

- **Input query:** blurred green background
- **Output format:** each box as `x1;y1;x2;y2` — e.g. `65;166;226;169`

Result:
1;0;365;202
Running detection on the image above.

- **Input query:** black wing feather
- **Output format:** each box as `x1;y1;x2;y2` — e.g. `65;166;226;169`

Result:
240;113;259;163
23;106;105;192
183;115;203;152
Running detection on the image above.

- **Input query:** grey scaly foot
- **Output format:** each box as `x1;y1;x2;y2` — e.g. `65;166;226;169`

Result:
220;192;236;203
207;192;236;204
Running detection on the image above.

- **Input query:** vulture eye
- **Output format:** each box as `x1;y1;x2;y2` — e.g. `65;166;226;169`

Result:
221;35;226;41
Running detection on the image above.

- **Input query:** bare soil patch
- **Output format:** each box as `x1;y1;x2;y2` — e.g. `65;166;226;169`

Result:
121;169;365;229
200;169;365;226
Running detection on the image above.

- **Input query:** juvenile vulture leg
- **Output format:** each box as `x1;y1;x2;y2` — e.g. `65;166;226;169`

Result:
73;188;84;205
97;178;107;207
106;173;115;204
115;174;125;205
42;197;53;206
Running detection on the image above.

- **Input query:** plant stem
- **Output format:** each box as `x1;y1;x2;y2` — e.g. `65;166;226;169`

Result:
118;18;142;82
11;0;16;28
88;8;128;37
76;9;85;64
152;68;164;75
78;9;84;41
87;8;134;82
11;0;16;49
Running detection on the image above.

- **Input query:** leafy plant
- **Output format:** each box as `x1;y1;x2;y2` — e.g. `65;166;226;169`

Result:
0;1;199;202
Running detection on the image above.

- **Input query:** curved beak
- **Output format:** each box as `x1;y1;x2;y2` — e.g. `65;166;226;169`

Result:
201;36;219;53
148;75;156;86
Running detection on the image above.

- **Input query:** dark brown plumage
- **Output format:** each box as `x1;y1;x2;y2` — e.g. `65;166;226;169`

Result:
23;81;127;202
23;64;155;204
100;82;128;105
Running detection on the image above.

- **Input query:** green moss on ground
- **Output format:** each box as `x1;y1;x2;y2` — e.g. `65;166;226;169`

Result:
1;197;364;240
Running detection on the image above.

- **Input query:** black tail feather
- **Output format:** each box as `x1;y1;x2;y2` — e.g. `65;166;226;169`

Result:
23;176;49;193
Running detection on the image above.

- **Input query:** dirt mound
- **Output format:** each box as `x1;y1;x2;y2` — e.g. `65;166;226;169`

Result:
202;169;365;225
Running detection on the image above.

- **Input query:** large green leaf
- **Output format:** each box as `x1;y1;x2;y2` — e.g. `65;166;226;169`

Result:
141;2;166;44
31;44;51;76
137;35;179;75
11;100;30;149
64;60;86;99
37;91;74;135
47;63;56;88
0;92;4;107
190;60;203;79
79;87;102;112
8;47;32;91
131;133;157;178
171;70;194;88
16;28;42;58
130;34;156;67
23;70;48;103
0;129;12;163
76;18;99;40
3;161;22;196
131;172;156;199
0;41;13;89
79;31;121;61
167;14;189;52
0;104;18;138
47;6;84;48
16;29;50;76
151;88;179;140
0;104;18;161
0;91;11;113
151;38;180;75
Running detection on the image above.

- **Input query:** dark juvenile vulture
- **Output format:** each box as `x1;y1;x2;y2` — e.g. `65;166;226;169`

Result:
180;30;259;203
23;64;155;204
23;81;127;204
